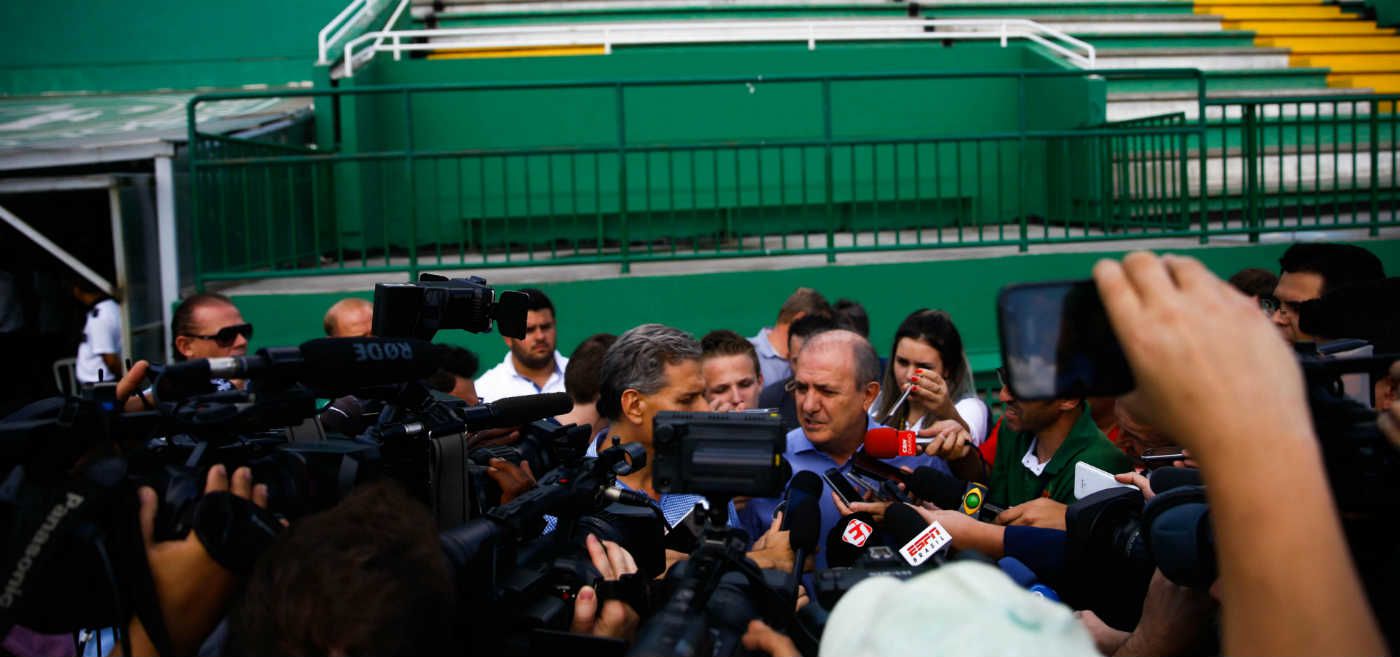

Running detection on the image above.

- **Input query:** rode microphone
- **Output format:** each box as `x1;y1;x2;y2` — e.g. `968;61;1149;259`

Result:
825;511;878;568
881;503;952;568
901;467;1004;520
156;337;439;399
863;426;924;458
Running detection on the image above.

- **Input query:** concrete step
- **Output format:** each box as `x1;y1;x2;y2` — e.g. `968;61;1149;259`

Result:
1020;14;1224;32
1070;30;1257;48
1105;85;1376;120
1258;34;1400;51
1108;66;1333;92
1195;4;1346;19
1329;72;1400;90
1096;46;1292;69
1224;18;1395;35
1294;52;1400;71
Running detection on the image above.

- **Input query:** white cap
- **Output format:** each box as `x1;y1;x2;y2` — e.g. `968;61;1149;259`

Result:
819;561;1099;657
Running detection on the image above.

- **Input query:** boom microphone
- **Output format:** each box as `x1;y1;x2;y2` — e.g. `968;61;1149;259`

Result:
379;393;573;440
156;337;439;399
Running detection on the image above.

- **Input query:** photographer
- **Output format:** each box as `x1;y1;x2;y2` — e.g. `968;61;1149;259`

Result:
870;309;987;444
1094;251;1384;655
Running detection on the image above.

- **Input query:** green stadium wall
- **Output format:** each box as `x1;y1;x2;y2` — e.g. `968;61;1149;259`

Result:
227;238;1400;378
0;0;348;94
317;42;1105;255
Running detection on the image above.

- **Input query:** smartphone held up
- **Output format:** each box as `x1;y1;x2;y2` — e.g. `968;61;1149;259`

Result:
997;279;1135;400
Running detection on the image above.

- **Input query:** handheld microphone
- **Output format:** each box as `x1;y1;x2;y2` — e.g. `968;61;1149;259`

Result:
825;511;878;567
863;426;925;458
901;467;1004;520
881;503;952;568
156;337;439;399
781;471;823;616
999;556;1060;601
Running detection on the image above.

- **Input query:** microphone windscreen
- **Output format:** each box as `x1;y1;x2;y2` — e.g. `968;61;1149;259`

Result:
825;512;877;567
902;467;968;511
481;392;573;428
863;426;903;459
783;471;824;550
998;556;1039;589
1147;467;1203;494
297;337;439;392
880;502;931;548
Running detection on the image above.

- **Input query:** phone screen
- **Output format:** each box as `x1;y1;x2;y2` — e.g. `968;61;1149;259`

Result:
997;279;1135;400
823;468;865;506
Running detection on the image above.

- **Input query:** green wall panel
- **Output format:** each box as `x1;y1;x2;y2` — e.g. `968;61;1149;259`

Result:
0;0;347;94
317;42;1102;255
226;238;1400;376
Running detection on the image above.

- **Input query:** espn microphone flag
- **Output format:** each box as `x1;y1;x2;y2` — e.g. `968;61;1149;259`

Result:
882;503;951;568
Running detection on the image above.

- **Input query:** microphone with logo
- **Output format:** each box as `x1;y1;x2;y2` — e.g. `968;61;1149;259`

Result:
155;337;440;400
813;503;951;608
825;511;879;568
900;467;1004;522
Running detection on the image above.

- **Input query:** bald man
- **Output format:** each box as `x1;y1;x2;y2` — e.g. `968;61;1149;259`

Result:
324;298;373;338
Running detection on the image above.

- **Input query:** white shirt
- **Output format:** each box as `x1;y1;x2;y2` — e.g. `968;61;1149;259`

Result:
76;299;121;384
474;350;569;402
1021;438;1049;477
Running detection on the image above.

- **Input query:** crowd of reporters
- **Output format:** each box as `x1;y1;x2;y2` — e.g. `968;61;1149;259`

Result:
3;241;1399;657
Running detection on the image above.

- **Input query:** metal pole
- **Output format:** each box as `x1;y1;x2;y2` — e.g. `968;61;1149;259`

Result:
154;156;180;362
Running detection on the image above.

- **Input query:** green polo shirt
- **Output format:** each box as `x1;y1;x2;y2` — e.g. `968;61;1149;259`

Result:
987;405;1133;509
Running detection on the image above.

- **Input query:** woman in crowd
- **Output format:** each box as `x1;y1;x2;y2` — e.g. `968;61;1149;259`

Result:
870;309;990;444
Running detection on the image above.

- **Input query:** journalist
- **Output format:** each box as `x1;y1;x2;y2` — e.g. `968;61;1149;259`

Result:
475;288;567;401
870;309;988;444
1268;242;1384;344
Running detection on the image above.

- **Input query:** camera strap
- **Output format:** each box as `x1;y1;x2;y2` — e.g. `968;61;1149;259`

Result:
594;572;650;616
191;491;284;575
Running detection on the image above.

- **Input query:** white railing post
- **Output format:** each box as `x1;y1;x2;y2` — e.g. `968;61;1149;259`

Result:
1000;22;1007;48
393;33;402;60
808;23;815;51
605;28;612;54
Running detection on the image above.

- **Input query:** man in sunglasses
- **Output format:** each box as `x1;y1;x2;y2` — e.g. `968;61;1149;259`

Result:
171;293;253;388
1269;242;1384;344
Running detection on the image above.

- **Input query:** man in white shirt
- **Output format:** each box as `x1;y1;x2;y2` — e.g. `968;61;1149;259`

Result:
72;279;122;384
475;288;569;401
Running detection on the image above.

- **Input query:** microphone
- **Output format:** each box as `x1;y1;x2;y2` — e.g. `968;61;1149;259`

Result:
825;511;878;567
781;471;823;618
1147;467;1202;494
379;392;573;440
863;426;924;458
999;556;1060;602
901;467;1004;520
881;503;951;568
460;393;572;431
156;337;439;399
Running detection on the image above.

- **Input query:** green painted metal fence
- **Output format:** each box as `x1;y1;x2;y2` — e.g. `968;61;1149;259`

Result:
186;69;1400;289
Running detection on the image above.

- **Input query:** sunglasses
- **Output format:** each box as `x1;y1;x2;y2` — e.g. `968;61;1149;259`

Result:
185;323;253;347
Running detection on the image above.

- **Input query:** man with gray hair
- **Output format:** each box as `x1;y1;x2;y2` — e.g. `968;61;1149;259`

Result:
595;324;797;571
735;330;951;568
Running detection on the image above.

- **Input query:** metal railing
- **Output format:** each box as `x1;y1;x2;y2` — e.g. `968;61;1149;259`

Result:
185;70;1400;288
318;0;410;66
338;18;1095;77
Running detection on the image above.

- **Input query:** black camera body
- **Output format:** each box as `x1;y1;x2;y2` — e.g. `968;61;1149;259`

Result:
652;410;788;500
814;545;930;609
373;274;529;341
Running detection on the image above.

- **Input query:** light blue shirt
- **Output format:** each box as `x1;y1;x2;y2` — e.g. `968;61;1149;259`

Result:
748;327;792;387
735;417;950;569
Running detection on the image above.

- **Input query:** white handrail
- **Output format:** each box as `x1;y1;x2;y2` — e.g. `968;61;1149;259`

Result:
370;0;414;60
319;0;368;65
339;18;1095;77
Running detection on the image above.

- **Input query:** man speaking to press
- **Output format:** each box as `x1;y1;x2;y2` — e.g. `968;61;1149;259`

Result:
735;330;951;568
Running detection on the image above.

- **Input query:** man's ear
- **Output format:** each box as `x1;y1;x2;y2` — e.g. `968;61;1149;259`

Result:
860;381;881;412
621;389;647;426
1057;398;1082;413
174;335;194;359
